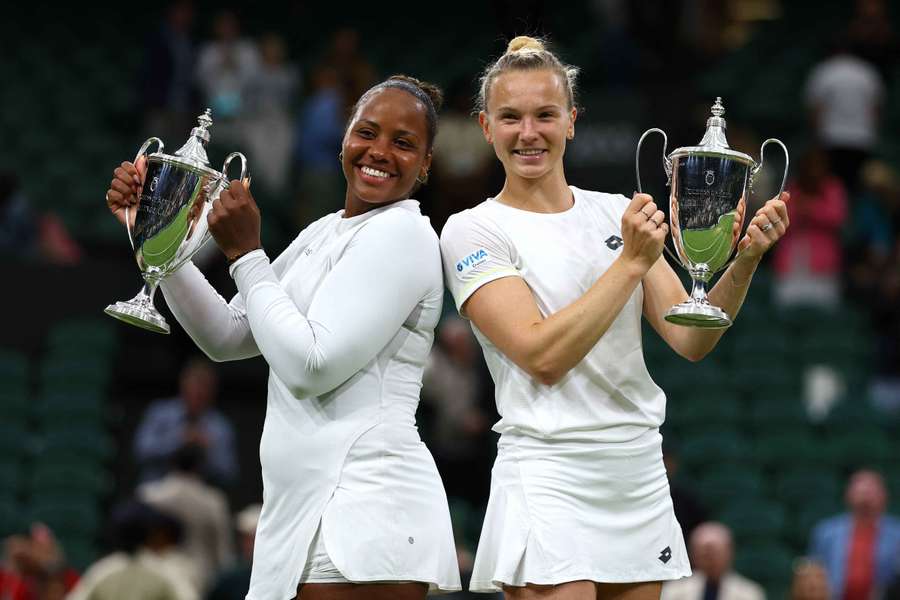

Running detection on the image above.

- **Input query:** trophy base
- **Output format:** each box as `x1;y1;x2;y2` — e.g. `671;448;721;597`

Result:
664;301;733;329
104;301;171;334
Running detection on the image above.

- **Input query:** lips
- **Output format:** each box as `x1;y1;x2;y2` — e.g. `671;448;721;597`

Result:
355;164;395;184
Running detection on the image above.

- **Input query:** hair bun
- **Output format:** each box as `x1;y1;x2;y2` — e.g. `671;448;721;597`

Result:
506;35;545;54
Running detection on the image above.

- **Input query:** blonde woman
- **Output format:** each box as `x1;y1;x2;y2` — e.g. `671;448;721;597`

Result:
440;37;789;600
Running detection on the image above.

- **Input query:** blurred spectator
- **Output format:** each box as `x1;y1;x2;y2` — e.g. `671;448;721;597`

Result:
139;0;198;145
195;10;260;141
67;501;197;600
0;524;79;600
772;147;848;310
138;444;234;591
0;172;82;265
421;317;492;505
204;504;260;600
804;36;885;194
321;28;376;117
791;559;831;600
134;358;238;487
293;65;345;228
241;33;299;196
847;0;898;79
662;439;709;543
661;522;765;600
868;249;900;415
429;79;496;230
847;160;900;277
809;469;900;600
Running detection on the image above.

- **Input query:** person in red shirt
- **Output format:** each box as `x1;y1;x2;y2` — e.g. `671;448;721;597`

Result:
0;524;78;600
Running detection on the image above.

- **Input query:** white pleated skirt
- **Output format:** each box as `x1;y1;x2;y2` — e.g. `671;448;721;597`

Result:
469;428;690;593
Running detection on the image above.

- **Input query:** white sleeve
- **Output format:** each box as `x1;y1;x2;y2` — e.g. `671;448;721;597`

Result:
230;211;438;399
159;233;309;362
160;263;259;362
439;211;520;315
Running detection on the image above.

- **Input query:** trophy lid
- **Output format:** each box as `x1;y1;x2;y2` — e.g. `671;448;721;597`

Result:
172;109;214;168
669;97;754;165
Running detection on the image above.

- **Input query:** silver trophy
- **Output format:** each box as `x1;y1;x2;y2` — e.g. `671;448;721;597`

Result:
636;97;788;328
105;109;248;334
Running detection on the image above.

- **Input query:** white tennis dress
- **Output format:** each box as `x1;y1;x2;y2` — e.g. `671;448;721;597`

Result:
160;200;461;599
440;187;690;592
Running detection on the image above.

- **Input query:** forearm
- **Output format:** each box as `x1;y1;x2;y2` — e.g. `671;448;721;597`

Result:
527;257;645;383
160;263;259;362
683;255;759;356
231;243;423;399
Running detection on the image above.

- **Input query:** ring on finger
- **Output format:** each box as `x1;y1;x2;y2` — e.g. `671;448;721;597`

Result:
770;218;782;226
760;221;774;232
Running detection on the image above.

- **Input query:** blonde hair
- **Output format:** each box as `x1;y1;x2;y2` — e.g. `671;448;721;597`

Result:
477;36;579;113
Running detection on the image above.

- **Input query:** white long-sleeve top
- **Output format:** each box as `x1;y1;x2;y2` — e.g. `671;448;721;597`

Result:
160;200;461;599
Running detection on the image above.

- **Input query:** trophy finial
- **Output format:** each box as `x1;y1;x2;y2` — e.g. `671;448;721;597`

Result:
711;97;725;118
197;108;213;131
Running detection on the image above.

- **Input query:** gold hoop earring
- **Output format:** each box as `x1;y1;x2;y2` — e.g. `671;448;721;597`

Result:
416;171;429;185
338;152;343;162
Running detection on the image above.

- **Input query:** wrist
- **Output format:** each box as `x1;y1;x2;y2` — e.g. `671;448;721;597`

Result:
227;245;262;264
615;255;651;280
730;255;759;287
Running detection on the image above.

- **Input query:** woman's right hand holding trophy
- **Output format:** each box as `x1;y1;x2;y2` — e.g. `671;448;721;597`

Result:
105;157;147;230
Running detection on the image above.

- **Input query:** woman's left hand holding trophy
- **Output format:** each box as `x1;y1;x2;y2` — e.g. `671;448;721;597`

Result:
207;178;261;263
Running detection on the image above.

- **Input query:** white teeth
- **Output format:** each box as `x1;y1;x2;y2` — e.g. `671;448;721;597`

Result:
515;149;544;155
361;166;390;178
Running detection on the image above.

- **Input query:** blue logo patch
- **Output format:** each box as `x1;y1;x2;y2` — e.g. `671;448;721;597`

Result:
456;249;488;275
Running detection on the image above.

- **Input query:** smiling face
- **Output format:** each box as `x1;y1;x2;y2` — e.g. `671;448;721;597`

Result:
341;87;432;217
479;68;576;183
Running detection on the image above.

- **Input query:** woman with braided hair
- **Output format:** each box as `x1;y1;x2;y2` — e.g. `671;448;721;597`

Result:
106;75;461;600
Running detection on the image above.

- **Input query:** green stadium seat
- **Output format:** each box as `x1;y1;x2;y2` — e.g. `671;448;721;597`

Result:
718;500;788;541
33;391;105;427
733;541;795;597
39;354;112;393
773;468;841;508
822;428;893;470
46;318;117;356
0;389;30;424
0;495;24;537
26;497;101;538
679;430;750;470
35;427;115;463
753;431;823;467
28;459;113;497
0;424;34;461
748;394;809;432
667;393;743;431
695;467;766;512
0;350;28;390
789;498;843;550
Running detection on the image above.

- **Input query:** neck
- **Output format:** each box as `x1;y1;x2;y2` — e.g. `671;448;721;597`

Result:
343;195;405;219
496;167;572;213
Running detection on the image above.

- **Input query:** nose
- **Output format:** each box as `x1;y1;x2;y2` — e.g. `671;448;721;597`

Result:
367;136;390;162
519;117;538;143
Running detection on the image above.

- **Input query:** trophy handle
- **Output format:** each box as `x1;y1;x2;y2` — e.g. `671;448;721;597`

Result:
124;137;164;249
636;128;672;192
221;152;249;188
727;138;790;267
750;138;789;197
636;128;681;264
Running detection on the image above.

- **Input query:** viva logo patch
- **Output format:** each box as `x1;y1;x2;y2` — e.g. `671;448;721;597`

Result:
456;249;488;275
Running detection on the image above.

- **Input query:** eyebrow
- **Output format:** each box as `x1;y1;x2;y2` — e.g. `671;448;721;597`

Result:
496;105;562;113
356;119;421;139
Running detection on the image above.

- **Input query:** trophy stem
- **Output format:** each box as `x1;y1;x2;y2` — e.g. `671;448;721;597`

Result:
664;274;733;329
104;278;171;334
